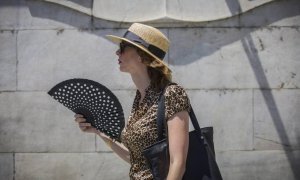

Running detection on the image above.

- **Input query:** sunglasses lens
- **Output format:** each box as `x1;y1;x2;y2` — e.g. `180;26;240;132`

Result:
119;42;136;53
119;43;124;53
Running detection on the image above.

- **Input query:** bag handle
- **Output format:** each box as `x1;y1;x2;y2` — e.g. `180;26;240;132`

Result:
189;107;203;133
156;84;203;141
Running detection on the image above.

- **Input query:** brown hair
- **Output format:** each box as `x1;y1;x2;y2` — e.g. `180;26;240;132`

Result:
137;49;172;92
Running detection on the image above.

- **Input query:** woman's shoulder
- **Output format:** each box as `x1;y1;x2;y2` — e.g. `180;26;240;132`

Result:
165;83;188;97
164;83;191;119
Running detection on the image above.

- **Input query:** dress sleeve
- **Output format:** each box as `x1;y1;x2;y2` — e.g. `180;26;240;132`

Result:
164;84;191;120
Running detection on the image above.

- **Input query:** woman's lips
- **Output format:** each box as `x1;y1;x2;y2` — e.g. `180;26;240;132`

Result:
118;59;122;64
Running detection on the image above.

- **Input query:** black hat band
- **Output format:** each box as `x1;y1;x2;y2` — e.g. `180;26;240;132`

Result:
123;31;166;60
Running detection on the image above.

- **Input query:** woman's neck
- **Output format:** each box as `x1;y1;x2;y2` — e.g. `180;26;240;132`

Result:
131;71;151;98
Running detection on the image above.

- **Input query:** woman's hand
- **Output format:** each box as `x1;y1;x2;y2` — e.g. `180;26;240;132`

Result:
74;114;97;134
74;114;130;163
74;114;111;140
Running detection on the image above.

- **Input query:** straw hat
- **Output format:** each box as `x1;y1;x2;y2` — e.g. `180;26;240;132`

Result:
106;23;170;70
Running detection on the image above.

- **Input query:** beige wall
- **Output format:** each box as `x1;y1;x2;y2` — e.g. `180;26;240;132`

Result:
0;0;299;179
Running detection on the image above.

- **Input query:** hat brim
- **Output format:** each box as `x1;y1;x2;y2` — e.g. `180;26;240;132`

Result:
106;35;171;71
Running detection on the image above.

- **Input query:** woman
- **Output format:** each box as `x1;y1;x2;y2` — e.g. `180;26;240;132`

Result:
75;23;190;180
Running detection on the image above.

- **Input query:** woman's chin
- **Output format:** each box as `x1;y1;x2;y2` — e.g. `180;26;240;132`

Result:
119;67;127;72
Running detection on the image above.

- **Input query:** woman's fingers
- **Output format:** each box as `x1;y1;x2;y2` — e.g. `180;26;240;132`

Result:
79;122;93;132
75;117;86;123
74;114;96;133
74;114;84;118
79;122;92;127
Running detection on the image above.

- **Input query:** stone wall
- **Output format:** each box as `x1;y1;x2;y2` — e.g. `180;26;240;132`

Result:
0;0;299;179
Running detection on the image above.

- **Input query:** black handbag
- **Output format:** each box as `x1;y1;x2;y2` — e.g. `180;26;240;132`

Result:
142;87;223;180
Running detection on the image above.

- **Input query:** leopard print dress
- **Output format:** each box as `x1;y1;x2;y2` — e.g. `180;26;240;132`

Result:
121;84;191;180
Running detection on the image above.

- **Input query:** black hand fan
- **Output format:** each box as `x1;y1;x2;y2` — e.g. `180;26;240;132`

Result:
48;78;125;142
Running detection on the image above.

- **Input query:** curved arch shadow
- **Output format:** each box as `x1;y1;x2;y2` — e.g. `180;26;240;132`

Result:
168;0;300;65
22;0;300;65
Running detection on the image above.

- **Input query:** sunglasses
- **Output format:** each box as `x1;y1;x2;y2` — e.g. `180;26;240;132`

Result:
119;42;137;54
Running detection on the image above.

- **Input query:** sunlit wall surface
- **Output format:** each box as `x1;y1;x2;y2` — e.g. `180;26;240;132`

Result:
0;0;299;179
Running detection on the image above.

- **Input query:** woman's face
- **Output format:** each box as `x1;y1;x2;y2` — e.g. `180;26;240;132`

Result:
116;42;145;74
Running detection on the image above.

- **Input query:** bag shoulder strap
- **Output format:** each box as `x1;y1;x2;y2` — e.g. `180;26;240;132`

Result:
189;107;202;133
156;83;203;141
156;83;175;140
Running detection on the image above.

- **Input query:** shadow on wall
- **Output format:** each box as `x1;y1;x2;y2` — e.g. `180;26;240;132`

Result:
66;0;91;9
22;0;300;65
12;0;300;179
229;0;300;179
241;23;300;180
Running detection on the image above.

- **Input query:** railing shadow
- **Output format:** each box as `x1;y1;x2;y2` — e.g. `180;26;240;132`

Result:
241;35;300;179
225;0;300;179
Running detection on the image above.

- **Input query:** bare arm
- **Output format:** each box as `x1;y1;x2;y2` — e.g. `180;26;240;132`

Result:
74;114;130;164
166;111;189;180
95;130;130;163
